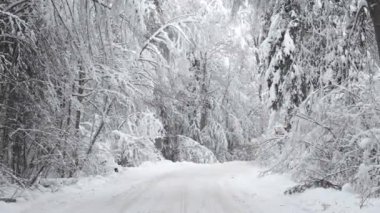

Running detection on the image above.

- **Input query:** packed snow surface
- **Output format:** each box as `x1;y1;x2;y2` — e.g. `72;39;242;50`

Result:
1;161;380;213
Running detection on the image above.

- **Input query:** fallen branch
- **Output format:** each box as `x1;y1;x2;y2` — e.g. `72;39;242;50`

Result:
0;198;17;203
295;113;337;139
284;179;342;195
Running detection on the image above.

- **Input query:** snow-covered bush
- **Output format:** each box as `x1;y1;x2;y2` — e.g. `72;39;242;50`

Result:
111;131;163;167
200;121;229;161
227;144;259;161
258;73;380;200
80;142;119;176
156;135;218;164
255;0;380;203
175;136;218;163
99;112;165;167
120;112;165;140
78;111;165;173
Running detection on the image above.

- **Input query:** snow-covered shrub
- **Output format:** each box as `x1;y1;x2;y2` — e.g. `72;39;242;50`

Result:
227;144;259;161
254;0;380;203
38;178;78;192
79;112;164;172
120;112;165;140
200;121;229;161
176;136;218;163
106;112;165;167
80;142;118;176
157;135;218;164
258;73;380;201
111;131;163;167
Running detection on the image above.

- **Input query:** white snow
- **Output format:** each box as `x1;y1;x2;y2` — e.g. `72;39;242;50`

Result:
283;30;295;56
1;161;380;213
175;136;218;163
358;0;368;9
315;0;323;9
358;138;373;149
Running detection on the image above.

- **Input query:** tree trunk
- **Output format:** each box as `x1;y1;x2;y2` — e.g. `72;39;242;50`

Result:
75;67;85;130
367;0;380;58
199;53;209;131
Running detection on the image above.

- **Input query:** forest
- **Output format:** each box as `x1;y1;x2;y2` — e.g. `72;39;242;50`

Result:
1;0;380;211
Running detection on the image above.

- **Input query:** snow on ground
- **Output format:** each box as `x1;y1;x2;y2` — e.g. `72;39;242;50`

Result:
1;161;380;213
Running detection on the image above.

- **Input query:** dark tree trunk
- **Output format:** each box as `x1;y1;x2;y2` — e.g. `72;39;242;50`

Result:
75;67;85;130
367;0;380;57
199;53;209;131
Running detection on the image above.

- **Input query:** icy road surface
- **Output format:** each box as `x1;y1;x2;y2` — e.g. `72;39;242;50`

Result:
2;161;380;213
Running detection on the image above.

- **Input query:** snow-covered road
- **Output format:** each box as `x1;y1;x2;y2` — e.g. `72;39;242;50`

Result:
1;161;380;213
